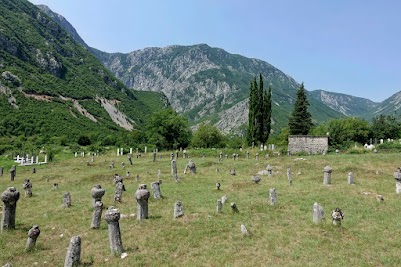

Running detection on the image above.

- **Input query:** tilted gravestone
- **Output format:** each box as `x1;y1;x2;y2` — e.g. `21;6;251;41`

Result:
1;187;20;231
347;172;355;185
240;224;249;236
114;182;125;202
323;166;332;185
127;154;132;165
135;184;150;220
331;208;344;226
64;236;81;267
25;225;40;252
394;169;401;194
174;201;184;218
184;160;196;174
287;167;292;185
151;181;162;199
62;192;72;208
216;199;222;213
171;159;179;182
312;202;324;224
22;179;33;197
269;188;277;205
91;185;105;208
105;208;124;255
90;201;103;229
9;165;16;181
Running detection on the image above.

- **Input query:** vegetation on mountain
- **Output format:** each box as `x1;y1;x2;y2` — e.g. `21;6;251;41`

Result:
288;83;313;135
191;123;226;148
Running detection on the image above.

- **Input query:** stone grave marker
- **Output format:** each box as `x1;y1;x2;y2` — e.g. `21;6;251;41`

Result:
135;184;150;220
347;172;355;185
216;199;222;213
221;195;227;204
114;182;125;202
269;188;277;205
0;166;3;176
331;208;344;226
230;202;239;213
90;201;103;229
9;165;16;181
394;168;401;193
25;225;40;252
105;208;124;255
287;167;292;185
312;202;324;224
171;159;179;182
251;175;261;184
1;187;20;231
184;160;196;174
216;182;221;190
240;224;249;236
174;201;184;218
151;181;162;199
22;179;32;197
91;185;105;208
323;166;332;185
64;236;81;267
62;192;71;208
267;165;273;176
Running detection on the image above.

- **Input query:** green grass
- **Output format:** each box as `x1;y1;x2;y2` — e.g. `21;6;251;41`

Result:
0;150;401;266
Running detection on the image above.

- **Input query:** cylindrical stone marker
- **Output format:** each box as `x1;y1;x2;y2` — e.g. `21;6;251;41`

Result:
347;172;355;185
394;169;401;194
64;236;81;267
255;153;259;161
171;159;178;182
323;166;332;185
269;188;277;206
90;201;103;229
91;185;105;208
9;165;16;181
114;182;125;202
246;151;249;159
151;181;162;199
217;199;222;213
62;192;71;208
1;187;20;231
331;208;344;226
22;179;32;197
313;202;324;224
25;225;40;252
105;208;124;255
135;184;150;220
287;167;292;185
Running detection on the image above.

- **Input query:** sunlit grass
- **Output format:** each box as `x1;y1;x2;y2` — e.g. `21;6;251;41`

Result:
0;150;401;266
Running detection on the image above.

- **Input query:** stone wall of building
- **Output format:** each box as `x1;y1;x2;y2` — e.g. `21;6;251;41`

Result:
288;136;328;155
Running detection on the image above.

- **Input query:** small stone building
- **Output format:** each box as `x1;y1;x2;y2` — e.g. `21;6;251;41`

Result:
288;135;328;155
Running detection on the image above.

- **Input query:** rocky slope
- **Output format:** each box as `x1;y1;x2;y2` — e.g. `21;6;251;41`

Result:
0;0;167;139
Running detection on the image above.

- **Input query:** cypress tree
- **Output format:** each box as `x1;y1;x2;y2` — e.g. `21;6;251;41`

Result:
247;79;256;145
288;83;312;135
262;85;272;143
254;74;264;143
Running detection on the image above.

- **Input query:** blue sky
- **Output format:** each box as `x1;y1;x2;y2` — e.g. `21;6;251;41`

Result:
28;0;400;102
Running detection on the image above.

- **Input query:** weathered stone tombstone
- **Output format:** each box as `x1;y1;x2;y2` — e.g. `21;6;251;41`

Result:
232;153;236;160
9;165;16;181
394;168;401;193
246;151;249;159
53;183;59;190
216;199;222;213
113;174;123;185
64;236;81;267
135;184;150;220
153;151;156;162
331;208;344;226
230;202;239;213
312;202;324;224
91;154;95;163
110;161;115;169
62;192;72;208
171;159;179;182
1;187;20;231
219;152;223;160
225;154;228;159
0;166;3;176
25;225;40;252
90;201;103;229
251;175;261;184
135;175;140;182
266;165;273;176
183;150;187;159
91;185;105;208
347;172;355;185
269;188;277;206
114;182;125;202
174;201;184;218
221;195;227;204
229;169;236;176
184;160;196;174
255;153;259;161
240;224;249;236
105;208;124;255
323;166;332;185
126;171;130;178
22;179;33;197
32;167;36;174
127;154;132;165
121;162;125;169
287;167;292;185
216;182;221;190
151;181;162;199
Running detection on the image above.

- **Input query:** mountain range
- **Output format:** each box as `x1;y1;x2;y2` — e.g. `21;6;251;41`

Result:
2;1;400;142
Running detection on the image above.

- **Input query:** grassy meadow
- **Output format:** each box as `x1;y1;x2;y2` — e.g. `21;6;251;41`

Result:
1;149;401;266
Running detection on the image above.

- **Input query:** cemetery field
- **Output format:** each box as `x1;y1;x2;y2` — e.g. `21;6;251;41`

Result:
1;150;401;266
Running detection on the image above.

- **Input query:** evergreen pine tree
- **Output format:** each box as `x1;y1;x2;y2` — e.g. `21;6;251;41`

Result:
288;83;313;135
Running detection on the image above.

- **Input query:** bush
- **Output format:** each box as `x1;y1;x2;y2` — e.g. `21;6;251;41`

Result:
77;135;91;146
